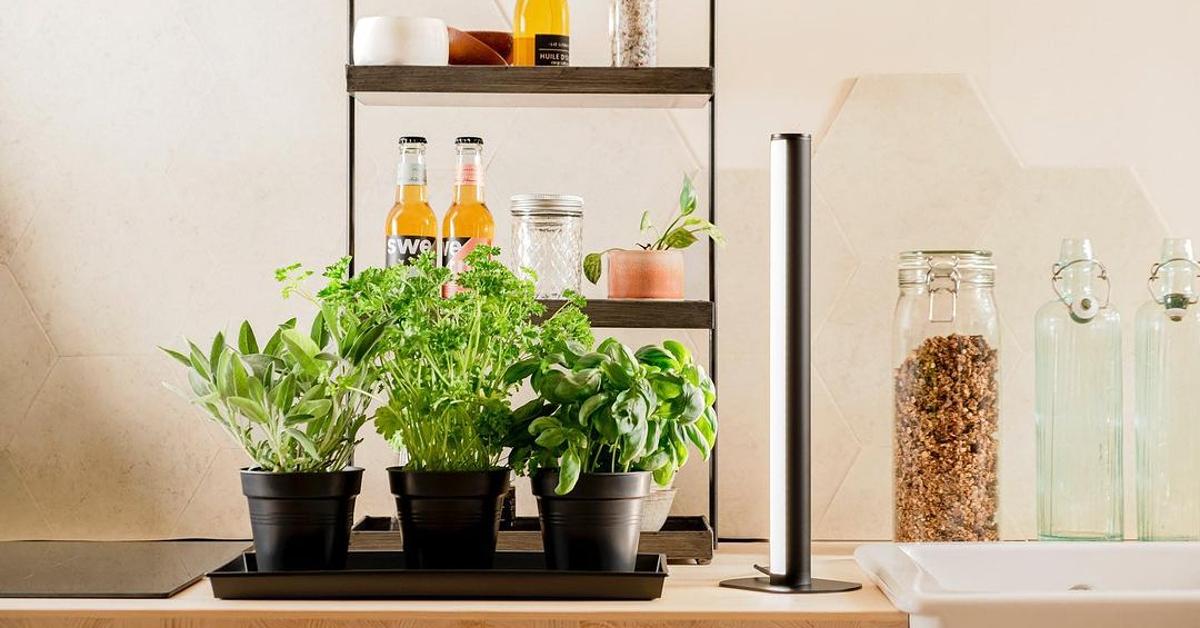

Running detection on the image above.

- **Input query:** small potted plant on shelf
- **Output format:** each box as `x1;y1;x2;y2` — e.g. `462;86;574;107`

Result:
160;260;386;572
583;175;725;299
326;248;591;569
505;337;717;571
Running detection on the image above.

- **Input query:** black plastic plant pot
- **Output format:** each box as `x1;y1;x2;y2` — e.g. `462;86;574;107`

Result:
532;470;652;572
240;467;363;572
387;467;511;569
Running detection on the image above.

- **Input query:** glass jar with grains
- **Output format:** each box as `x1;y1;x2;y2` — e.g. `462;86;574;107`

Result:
893;250;1000;542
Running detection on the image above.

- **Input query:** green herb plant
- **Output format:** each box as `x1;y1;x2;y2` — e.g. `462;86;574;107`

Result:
583;174;726;284
160;263;387;473
318;247;593;472
504;337;717;495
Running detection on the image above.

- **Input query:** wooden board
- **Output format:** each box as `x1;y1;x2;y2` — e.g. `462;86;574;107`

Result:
536;299;714;329
347;66;713;110
0;543;905;628
351;516;714;565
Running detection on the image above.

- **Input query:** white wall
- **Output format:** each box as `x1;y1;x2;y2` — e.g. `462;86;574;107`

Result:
1;0;1196;540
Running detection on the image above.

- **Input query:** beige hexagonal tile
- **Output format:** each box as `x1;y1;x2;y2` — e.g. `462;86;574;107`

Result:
817;444;892;540
813;257;895;448
817;75;1022;255
977;167;1167;357
172;447;251;539
999;347;1035;540
11;356;216;539
0;265;56;450
0;450;49;540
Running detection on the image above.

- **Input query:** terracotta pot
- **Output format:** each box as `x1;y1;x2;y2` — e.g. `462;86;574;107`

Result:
607;250;684;299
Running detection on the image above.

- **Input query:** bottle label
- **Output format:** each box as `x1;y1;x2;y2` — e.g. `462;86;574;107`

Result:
442;236;492;296
534;34;569;66
397;162;425;186
386;235;436;267
455;163;481;186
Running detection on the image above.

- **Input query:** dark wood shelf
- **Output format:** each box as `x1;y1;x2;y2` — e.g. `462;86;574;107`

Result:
347;65;713;109
537;299;713;329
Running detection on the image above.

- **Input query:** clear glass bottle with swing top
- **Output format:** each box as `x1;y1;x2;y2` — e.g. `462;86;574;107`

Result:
1136;238;1200;541
1035;238;1123;541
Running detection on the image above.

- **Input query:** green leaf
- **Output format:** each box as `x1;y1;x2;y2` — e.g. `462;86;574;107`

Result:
555;449;582;495
237;321;259;354
679;175;697;216
653;464;676;487
309;312;329;350
635;345;679;371
672;384;706;423
600;359;634;389
503;358;541;385
639;210;654;233
662;340;691;364
281;328;322;377
620;420;648;465
553;369;601;402
574;352;607;369
583;253;603;285
229;352;251;397
271;373;297;413
293;399;332;420
159;346;192;368
349;322;386;363
286;428;320;460
641;451;671;472
578;393;609;425
535;428;566;449
228;396;269;424
686;423;712;459
187;342;211;380
187;370;211;397
662;227;698;250
209;332;226;376
650;374;684;400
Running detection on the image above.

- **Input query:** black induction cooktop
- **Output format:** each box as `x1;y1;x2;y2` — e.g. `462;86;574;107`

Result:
0;541;250;598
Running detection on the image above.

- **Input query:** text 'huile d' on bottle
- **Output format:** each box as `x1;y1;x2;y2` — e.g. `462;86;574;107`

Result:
385;137;438;267
513;0;570;66
1034;238;1123;541
442;136;495;297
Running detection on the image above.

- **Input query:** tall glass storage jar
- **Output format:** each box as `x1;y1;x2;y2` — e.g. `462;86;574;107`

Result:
509;194;584;298
893;250;1000;542
1136;238;1200;541
1034;238;1123;541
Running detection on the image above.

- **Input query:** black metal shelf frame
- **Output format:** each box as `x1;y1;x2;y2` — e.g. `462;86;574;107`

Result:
345;0;719;538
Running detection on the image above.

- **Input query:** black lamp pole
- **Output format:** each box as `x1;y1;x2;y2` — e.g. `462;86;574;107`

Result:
719;133;861;594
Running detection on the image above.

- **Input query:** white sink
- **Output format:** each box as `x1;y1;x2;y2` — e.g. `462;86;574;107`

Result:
855;542;1200;628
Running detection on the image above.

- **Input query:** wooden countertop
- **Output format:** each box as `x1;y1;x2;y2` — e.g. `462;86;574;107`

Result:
0;543;905;628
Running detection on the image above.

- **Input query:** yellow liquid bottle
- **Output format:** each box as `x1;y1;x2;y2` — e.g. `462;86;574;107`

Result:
385;137;438;267
513;0;570;66
442;137;495;296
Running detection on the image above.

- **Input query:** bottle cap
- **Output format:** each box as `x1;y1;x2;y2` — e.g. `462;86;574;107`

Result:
510;194;584;217
455;136;484;145
398;136;427;145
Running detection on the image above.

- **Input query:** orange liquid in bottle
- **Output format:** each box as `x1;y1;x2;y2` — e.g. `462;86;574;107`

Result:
442;137;494;296
385;137;438;266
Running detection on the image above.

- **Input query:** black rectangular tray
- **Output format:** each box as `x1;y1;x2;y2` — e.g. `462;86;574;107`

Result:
352;515;714;564
209;551;668;600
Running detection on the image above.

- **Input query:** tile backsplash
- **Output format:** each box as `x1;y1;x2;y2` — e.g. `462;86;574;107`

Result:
2;0;1196;541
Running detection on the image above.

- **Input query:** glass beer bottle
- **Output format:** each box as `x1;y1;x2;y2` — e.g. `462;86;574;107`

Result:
385;137;438;267
513;0;570;66
442;137;494;296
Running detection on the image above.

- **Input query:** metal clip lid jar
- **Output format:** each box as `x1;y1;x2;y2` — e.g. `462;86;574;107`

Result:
893;250;1000;542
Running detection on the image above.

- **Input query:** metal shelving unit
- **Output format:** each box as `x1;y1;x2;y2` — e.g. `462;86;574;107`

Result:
345;1;720;537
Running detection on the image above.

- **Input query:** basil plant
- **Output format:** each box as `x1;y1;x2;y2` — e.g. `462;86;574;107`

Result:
161;263;386;473
505;337;718;495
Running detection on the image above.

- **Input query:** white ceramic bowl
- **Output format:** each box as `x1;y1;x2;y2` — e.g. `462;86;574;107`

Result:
353;16;449;66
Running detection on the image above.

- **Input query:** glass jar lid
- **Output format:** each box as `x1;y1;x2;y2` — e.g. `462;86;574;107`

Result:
898;250;994;287
510;194;584;217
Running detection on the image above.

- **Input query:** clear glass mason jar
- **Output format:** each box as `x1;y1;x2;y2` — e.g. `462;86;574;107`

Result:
1136;238;1200;541
509;194;584;298
893;250;1000;542
1034;238;1123;541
